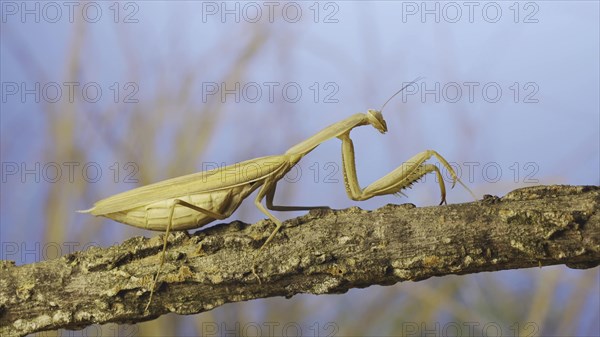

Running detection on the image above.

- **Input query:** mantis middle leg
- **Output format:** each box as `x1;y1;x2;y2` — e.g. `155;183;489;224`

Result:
254;181;328;251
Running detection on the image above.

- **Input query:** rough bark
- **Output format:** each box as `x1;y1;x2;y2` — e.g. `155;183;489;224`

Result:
1;185;599;337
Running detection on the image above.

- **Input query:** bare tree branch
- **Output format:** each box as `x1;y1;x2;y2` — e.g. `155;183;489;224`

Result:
1;185;599;336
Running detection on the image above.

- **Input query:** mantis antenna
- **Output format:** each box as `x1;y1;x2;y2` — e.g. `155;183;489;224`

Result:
379;76;425;112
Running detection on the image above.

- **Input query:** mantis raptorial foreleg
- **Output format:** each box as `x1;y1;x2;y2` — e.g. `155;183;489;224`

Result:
338;132;476;204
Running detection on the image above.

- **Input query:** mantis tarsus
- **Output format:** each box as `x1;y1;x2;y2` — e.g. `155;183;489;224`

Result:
79;80;476;312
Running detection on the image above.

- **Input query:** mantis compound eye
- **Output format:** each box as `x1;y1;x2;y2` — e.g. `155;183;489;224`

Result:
367;109;388;134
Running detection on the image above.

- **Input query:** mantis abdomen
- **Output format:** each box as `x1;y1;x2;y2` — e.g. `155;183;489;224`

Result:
100;184;256;231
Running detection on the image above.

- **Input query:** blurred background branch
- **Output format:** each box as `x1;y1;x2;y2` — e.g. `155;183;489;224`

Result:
1;185;598;336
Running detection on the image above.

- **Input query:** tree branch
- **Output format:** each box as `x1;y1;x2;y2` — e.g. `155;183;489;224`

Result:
1;185;599;336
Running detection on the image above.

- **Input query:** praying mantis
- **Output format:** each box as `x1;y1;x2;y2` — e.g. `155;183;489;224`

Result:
79;80;476;311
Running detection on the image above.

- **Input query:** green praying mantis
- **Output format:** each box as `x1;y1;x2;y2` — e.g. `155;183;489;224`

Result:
79;80;476;311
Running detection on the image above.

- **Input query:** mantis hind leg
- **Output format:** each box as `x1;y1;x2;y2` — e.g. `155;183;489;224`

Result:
251;180;309;281
144;199;228;312
338;132;477;203
253;182;284;252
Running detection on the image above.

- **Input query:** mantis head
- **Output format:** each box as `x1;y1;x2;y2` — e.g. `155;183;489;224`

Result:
367;109;388;134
